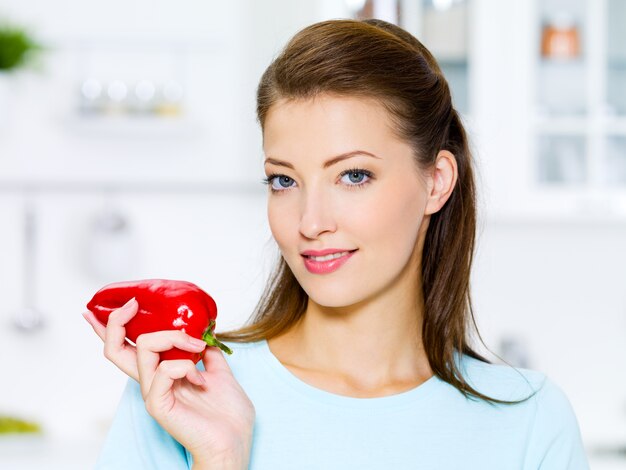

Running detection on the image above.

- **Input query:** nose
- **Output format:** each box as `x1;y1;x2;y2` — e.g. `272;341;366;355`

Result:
299;190;337;240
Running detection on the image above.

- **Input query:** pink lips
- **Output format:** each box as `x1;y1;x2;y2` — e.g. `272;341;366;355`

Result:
301;249;357;274
301;248;354;256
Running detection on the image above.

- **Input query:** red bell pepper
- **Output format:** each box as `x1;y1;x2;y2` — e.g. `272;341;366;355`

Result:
86;279;232;363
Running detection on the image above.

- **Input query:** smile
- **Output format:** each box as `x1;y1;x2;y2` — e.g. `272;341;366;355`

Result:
305;251;352;261
302;250;357;274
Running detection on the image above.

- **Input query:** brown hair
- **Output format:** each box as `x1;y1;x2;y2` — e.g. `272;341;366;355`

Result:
217;18;535;405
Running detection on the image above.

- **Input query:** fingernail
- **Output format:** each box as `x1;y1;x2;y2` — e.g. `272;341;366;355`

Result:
122;297;137;309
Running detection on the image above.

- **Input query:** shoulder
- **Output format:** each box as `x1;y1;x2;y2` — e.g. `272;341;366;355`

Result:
459;354;589;466
460;353;576;411
527;374;584;437
516;372;589;467
457;353;547;402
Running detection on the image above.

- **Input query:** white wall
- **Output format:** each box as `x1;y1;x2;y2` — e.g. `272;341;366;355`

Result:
0;191;272;432
471;220;626;448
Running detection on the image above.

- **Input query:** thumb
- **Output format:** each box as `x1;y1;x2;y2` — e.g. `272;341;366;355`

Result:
202;342;234;374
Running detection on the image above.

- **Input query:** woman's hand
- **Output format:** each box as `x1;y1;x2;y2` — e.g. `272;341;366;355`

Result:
82;298;255;468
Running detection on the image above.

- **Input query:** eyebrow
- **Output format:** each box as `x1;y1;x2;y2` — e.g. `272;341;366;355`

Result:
264;150;381;170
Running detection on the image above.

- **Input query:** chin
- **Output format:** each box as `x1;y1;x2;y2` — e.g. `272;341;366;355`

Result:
297;275;365;309
283;252;377;308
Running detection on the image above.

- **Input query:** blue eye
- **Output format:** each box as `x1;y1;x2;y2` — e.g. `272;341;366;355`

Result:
273;175;294;190
262;174;294;192
340;168;373;188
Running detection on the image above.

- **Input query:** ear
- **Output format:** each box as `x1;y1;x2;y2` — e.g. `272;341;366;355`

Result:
424;150;458;216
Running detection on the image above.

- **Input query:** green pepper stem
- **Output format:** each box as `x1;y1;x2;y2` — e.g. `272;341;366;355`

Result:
201;320;233;355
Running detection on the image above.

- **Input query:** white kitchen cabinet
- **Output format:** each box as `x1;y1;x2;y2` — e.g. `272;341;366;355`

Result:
499;0;626;222
396;0;626;223
528;0;626;219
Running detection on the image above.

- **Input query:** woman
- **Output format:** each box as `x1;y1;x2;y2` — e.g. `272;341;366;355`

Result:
83;19;589;469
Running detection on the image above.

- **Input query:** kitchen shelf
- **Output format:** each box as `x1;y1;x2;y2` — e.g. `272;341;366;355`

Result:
64;114;204;139
0;180;266;195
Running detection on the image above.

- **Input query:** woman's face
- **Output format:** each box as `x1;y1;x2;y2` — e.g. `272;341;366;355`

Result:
262;94;433;308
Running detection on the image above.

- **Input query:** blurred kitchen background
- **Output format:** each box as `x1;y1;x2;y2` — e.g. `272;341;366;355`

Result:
0;0;624;468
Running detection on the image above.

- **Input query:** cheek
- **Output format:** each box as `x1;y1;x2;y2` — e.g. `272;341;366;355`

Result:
267;199;294;250
348;184;424;253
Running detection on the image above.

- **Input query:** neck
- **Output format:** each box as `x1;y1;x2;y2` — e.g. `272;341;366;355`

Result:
271;280;432;390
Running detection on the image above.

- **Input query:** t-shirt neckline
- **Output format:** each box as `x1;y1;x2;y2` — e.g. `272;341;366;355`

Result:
257;338;443;410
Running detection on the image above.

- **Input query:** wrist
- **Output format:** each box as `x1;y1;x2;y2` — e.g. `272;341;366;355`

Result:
191;435;252;470
192;453;249;470
192;459;247;470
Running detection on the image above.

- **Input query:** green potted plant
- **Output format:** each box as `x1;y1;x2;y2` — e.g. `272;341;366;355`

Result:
0;20;42;126
0;21;40;72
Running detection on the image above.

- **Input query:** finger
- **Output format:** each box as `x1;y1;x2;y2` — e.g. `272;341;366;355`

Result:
145;360;206;415
202;343;234;374
135;330;206;398
103;298;140;381
106;297;139;332
82;310;106;341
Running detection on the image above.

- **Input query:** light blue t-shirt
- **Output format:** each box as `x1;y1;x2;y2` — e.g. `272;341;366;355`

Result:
95;339;590;469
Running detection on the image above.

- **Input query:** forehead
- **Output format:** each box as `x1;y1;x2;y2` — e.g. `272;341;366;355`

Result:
262;94;400;158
